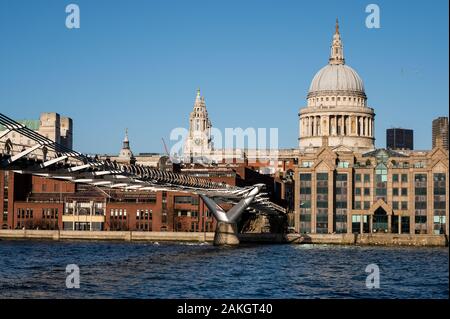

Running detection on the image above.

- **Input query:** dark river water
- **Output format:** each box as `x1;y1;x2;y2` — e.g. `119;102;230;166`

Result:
0;240;448;299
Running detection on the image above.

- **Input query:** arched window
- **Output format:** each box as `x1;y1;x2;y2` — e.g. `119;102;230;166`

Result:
5;138;12;154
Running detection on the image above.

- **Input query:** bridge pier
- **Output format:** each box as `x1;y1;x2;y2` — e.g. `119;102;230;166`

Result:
214;222;239;246
200;184;264;246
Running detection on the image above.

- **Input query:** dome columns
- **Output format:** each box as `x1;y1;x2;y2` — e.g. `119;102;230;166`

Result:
299;111;375;149
300;113;374;139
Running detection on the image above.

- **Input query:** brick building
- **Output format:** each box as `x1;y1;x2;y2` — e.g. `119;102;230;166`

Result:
0;159;292;232
295;145;448;235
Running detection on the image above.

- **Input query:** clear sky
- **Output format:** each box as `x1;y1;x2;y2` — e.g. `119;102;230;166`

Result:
0;0;448;154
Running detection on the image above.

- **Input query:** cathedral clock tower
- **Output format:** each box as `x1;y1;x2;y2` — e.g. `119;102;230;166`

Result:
183;89;213;162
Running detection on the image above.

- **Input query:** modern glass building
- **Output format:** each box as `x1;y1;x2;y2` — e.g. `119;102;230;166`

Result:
386;128;414;150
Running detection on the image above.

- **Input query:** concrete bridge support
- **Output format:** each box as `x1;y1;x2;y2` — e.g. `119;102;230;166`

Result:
214;222;239;245
200;184;263;246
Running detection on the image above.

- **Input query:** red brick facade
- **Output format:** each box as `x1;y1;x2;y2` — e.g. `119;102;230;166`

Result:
0;164;291;232
0;171;219;232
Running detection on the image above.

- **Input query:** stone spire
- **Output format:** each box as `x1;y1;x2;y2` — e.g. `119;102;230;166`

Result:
122;128;130;149
196;88;201;101
194;88;206;108
184;88;213;162
329;18;345;65
119;128;134;162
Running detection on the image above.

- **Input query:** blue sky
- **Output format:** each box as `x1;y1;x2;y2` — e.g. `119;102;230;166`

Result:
0;0;448;154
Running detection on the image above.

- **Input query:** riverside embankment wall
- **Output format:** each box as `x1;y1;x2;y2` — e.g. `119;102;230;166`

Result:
286;233;448;246
0;230;214;242
0;230;447;246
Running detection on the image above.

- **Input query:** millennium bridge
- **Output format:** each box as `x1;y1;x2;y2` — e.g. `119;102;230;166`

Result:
0;112;286;245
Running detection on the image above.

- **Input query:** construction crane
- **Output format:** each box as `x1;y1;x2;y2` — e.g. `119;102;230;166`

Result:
161;138;170;156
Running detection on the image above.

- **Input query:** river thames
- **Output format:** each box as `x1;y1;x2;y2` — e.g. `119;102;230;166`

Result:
0;240;447;299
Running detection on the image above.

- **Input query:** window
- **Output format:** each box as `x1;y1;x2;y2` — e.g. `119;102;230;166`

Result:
363;201;370;210
161;212;168;224
352;215;368;234
415;216;427;224
316;173;328;233
174;196;198;205
334;174;348;233
392;201;399;210
355;174;361;182
376;164;387;182
337;161;349;168
364;174;370;183
354;202;361;209
177;210;188;216
433;173;446;234
355;188;361;196
401;201;408;210
401;174;408;182
401;188;408;196
414;161;425;168
393;174;399;182
299;186;311;194
393;188;399;196
301;161;314;168
299;174;312;233
414;174;427;221
375;163;388;201
299;173;312;181
364;188;370;196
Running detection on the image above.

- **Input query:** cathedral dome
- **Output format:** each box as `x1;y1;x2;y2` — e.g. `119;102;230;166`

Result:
309;64;365;95
298;19;375;152
307;18;366;99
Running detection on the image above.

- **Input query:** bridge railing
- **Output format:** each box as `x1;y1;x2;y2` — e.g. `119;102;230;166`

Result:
0;112;286;215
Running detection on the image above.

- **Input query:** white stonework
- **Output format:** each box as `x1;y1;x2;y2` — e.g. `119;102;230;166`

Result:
0;112;73;149
118;128;133;160
299;19;375;152
183;89;213;162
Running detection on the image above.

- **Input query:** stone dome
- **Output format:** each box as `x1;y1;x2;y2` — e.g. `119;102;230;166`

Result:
299;19;375;152
309;64;365;95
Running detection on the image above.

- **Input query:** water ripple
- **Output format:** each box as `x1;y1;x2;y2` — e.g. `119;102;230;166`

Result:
0;240;447;299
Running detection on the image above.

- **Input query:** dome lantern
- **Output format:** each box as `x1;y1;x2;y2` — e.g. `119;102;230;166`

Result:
329;18;345;65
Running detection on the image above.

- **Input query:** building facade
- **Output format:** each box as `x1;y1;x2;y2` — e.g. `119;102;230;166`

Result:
295;146;448;235
0;171;217;232
0;112;73;149
386;128;414;150
432;116;449;151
